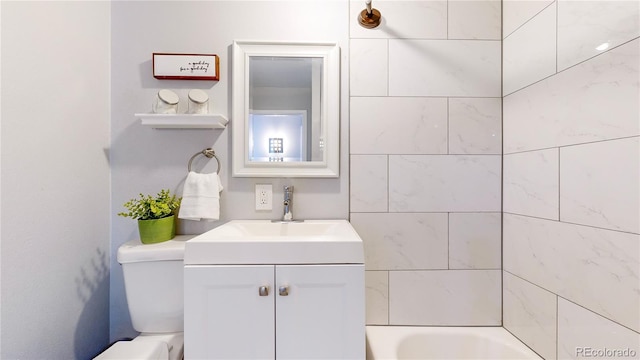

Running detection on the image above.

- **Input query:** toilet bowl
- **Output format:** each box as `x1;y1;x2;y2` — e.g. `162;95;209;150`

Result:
94;236;192;360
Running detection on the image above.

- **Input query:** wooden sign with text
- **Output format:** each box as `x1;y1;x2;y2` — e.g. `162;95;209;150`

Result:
153;53;219;81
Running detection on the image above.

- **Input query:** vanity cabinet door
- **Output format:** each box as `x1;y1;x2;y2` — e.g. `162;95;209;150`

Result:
275;264;365;360
184;265;275;360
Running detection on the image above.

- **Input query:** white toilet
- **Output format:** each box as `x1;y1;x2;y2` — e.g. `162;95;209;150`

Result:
95;236;190;360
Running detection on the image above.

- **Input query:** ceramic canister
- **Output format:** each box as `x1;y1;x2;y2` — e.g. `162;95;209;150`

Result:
153;89;179;114
188;89;209;114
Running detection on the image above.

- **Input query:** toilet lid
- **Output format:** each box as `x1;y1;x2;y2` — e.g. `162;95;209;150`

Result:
117;235;193;264
94;340;169;360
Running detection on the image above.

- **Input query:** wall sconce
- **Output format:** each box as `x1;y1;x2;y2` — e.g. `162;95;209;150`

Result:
269;137;284;162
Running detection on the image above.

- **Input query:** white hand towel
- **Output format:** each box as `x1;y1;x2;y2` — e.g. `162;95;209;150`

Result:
178;171;223;221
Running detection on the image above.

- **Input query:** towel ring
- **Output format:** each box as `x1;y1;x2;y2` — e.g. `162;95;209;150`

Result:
187;148;221;174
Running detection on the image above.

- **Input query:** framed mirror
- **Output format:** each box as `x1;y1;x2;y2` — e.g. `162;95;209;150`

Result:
232;40;340;177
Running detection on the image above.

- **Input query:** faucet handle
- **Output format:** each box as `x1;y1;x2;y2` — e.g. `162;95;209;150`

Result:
284;185;294;192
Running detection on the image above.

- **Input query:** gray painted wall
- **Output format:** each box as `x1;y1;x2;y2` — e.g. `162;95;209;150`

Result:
109;1;350;341
1;2;111;358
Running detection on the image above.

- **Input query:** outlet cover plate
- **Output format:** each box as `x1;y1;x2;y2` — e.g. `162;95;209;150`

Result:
255;184;272;211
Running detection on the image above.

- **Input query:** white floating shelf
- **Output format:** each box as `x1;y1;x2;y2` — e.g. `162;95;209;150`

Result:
136;113;229;129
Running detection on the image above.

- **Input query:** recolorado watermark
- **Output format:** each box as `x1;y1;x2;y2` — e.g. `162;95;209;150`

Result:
576;347;637;358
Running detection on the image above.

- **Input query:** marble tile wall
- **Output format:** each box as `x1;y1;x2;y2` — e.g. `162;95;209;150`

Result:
557;298;640;360
503;0;640;358
503;272;558;360
349;0;502;326
389;270;502;325
503;3;556;95
503;39;639;153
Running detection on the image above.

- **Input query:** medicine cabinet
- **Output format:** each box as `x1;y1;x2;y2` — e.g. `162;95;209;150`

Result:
231;40;340;177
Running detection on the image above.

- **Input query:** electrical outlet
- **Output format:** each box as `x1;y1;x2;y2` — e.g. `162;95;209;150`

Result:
255;184;273;211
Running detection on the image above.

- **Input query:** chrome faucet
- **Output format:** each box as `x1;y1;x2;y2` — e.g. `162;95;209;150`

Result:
283;186;294;221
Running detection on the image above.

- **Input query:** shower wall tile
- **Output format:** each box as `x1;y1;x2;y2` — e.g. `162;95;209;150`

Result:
448;98;502;155
504;38;640;154
557;0;640;72
350;39;388;96
388;39;501;97
350;155;388;212
351;212;448;270
503;214;640;332
503;148;559;220
365;271;389;325
560;137;640;234
448;0;501;40
349;0;447;39
449;212;501;270
503;3;556;95
503;0;555;38
389;155;501;212
557;298;640;360
503;272;558;360
350;97;447;155
349;0;503;329
389;270;501;325
503;0;639;353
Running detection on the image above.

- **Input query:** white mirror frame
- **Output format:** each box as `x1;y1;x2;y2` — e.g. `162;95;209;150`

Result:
232;40;340;178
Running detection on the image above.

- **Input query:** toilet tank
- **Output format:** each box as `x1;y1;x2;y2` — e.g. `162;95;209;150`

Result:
118;236;192;333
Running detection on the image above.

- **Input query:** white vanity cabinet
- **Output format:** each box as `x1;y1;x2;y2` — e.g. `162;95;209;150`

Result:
183;220;366;360
184;263;364;360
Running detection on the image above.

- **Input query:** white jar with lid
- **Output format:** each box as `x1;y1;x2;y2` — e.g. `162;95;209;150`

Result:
153;89;179;114
188;89;209;114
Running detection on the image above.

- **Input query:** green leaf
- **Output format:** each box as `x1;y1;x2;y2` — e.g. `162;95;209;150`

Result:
118;189;182;220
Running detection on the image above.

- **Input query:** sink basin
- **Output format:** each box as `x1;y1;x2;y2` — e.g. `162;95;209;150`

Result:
184;219;364;265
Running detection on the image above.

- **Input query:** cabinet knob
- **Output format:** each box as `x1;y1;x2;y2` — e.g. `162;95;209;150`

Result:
278;285;289;296
259;286;270;296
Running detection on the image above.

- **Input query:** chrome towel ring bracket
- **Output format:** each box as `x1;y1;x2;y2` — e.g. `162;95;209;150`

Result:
187;148;221;174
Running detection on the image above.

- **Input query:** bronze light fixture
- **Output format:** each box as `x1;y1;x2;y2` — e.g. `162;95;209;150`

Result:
358;0;381;29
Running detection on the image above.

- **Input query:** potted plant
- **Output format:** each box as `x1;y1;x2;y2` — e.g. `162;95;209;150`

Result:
118;189;181;244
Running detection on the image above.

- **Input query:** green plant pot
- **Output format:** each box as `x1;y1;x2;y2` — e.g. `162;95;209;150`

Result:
137;215;176;244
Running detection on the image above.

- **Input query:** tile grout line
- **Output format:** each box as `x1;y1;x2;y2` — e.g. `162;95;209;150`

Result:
386;154;390;213
504;35;640;97
446;0;449;40
386;38;390;97
504;269;640;335
447;97;450;155
500;0;505;328
503;135;640;157
374;268;503;272
386;269;390;325
555;0;559;75
504;211;640;236
447;212;450;270
557;147;561;222
503;0;557;41
555;294;560;359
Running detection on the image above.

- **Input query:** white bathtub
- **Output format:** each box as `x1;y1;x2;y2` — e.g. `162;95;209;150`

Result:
366;326;542;360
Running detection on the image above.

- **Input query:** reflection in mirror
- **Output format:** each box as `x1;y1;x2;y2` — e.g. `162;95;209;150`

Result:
232;41;340;178
249;111;307;162
249;56;323;162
